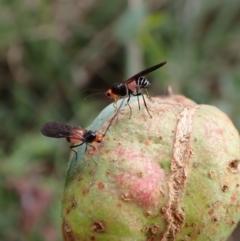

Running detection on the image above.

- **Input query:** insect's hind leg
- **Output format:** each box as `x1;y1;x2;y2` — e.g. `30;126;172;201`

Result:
70;142;85;160
132;92;152;118
144;88;153;102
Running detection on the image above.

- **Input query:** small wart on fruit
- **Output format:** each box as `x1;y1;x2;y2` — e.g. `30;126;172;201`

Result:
222;185;229;192
63;221;71;232
191;223;197;228
82;188;89;195
193;162;200;168
228;160;240;173
150;224;160;234
121;193;133;201
208;171;215;179
106;169;111;175
69;196;77;208
144;210;152;217
212;201;221;207
62;220;75;241
231;220;236;226
98;182;105;190
141;225;150;233
91;221;106;233
137;171;143;177
208;209;214;216
78;176;83;181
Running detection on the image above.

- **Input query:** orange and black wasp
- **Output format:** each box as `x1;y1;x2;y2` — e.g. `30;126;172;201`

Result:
106;61;167;118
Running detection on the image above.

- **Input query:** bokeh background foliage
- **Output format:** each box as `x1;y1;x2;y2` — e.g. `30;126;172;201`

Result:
0;0;240;240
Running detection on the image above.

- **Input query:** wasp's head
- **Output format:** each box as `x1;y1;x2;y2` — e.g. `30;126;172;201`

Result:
95;134;104;143
106;89;119;101
106;88;115;98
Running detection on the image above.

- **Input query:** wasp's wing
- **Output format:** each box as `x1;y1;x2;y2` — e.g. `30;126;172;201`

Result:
68;127;85;141
124;61;167;84
41;121;76;138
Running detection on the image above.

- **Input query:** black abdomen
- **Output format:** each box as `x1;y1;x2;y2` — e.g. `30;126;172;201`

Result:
136;77;150;89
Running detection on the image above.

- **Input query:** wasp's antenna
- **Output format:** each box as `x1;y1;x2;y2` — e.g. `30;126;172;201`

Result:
82;88;102;93
92;98;125;166
82;89;105;100
103;98;125;136
83;92;105;100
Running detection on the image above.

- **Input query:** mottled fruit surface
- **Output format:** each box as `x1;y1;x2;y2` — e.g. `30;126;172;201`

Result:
62;93;240;241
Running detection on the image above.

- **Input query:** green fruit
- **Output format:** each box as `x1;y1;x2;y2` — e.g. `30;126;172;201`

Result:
62;93;240;241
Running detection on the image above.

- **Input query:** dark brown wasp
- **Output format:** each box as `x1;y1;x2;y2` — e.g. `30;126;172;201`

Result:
41;100;124;160
41;122;104;160
106;61;167;118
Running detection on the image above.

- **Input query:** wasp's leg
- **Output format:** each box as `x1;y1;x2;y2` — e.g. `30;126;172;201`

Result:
144;88;153;102
86;144;98;165
135;89;141;110
70;142;85;160
126;93;133;119
89;144;96;151
113;97;120;112
132;92;152;118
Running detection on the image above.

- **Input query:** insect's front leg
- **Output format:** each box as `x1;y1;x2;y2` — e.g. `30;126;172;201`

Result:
113;97;120;112
126;95;133;119
87;143;99;165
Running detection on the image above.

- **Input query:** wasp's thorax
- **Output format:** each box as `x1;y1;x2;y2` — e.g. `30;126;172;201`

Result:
83;130;97;143
82;130;103;144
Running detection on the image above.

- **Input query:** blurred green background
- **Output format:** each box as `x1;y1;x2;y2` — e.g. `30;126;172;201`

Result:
0;0;240;240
